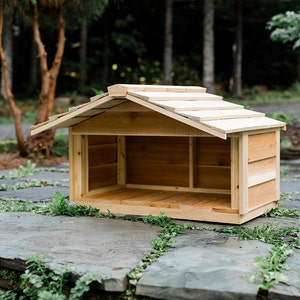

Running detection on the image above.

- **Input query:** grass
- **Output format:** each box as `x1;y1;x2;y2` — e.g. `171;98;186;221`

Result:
226;82;300;105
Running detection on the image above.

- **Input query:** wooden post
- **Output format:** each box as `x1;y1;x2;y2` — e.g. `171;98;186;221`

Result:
275;129;281;200
69;129;88;199
230;137;239;210
239;132;248;214
189;137;196;188
118;136;126;185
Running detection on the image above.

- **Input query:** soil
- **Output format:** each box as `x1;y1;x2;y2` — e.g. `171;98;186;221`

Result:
0;152;69;170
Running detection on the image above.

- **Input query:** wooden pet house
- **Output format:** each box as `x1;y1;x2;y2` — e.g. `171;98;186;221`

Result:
31;84;286;224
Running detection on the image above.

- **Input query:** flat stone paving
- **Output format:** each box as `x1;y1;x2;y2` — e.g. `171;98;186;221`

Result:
0;160;299;299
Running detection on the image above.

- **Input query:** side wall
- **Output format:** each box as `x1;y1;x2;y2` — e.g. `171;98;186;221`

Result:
239;130;280;213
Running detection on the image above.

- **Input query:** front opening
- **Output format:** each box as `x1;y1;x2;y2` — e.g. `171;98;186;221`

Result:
84;135;231;213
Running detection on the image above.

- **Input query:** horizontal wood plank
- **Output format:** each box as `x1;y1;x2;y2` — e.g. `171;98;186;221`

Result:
196;166;231;189
248;157;276;187
130;91;218;101
72;111;209;136
248;132;277;162
127;163;189;187
89;164;117;190
88;135;117;145
88;144;117;166
179;109;264;121
248;180;277;209
127;141;189;165
202;117;285;134
108;84;206;96
150;100;241;111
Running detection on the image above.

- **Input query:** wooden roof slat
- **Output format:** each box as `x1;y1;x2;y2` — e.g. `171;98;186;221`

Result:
31;95;121;135
202;117;286;133
179;109;264;121
108;84;206;96
89;92;109;102
129;91;219;101
149;100;243;111
31;84;286;138
125;94;227;139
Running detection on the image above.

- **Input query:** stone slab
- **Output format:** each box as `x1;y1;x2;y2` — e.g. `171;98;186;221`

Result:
269;249;300;300
0;186;69;202
136;230;272;300
0;212;158;292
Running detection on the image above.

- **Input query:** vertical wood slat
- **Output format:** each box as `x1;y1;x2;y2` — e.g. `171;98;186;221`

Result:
69;129;88;199
230;137;239;210
118;136;126;185
239;132;248;214
189;137;196;188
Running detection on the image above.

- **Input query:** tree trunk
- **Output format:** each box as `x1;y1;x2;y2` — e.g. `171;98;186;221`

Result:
80;16;88;87
202;0;215;93
1;11;13;98
163;0;173;85
29;38;38;95
232;0;243;98
0;10;27;157
26;5;66;158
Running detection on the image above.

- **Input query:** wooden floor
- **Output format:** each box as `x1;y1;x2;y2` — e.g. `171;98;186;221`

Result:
86;187;231;210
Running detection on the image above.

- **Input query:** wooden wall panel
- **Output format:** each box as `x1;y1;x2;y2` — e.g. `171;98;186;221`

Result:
88;135;118;190
89;164;118;190
88;135;117;145
72;110;208;136
127;142;189;165
127;163;189;186
89;144;117;166
248;180;276;209
196;144;230;166
248;132;276;162
195;166;231;189
194;137;231;189
248;157;276;187
126;136;189;187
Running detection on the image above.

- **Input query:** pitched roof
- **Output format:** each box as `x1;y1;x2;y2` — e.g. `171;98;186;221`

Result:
31;84;286;139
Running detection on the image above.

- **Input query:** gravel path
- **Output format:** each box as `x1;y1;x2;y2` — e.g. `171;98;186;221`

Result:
0;123;67;142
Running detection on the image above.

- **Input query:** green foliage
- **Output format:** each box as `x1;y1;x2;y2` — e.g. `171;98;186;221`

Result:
51;134;69;157
0;179;63;191
69;273;103;300
215;223;299;246
0;141;18;153
19;254;103;300
0;198;31;212
264;205;300;218
266;112;292;125
33;191;103;217
249;244;293;290
0;161;38;180
267;11;300;49
0;290;18;300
